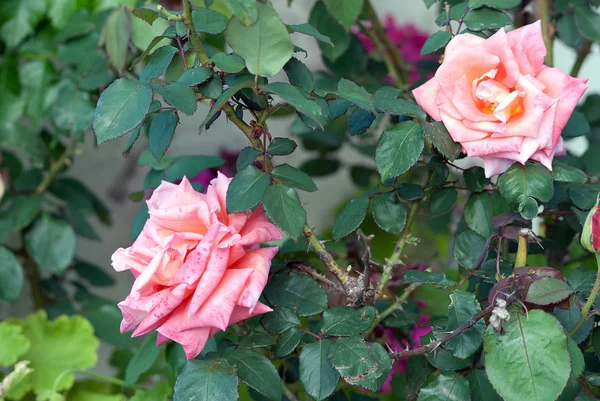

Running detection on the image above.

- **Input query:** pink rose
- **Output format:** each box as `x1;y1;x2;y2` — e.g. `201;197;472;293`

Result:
112;173;282;359
413;21;588;177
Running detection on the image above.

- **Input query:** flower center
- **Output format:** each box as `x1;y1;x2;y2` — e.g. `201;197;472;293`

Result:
475;80;511;114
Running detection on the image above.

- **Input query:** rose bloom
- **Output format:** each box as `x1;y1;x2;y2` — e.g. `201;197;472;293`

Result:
413;21;588;177
112;173;282;359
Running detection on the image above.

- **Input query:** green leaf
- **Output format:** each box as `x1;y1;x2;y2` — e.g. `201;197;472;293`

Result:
567;266;595;295
418;373;470;401
557;14;580;47
308;1;349;61
301;158;341;177
468;370;503;401
373;87;426;120
299;340;340;401
173;359;238;401
464;8;512;31
568;337;584;381
0;322;30;366
421;30;452;55
209;53;246;73
518;196;538;219
454;229;486;269
227;349;282;401
201;79;255;129
321;306;376;336
103;7;130;73
165;155;224;182
404;270;456;288
444;290;485;359
140;46;178;83
261;307;300;334
284;58;314;93
178;66;213;86
226;2;293;77
25;214;76;275
468;0;520;8
275;327;301;357
7;311;98;395
132;8;159;25
372;193;407;234
226;165;270;213
429;188;457;217
236;147;261;171
264;272;328;316
562;110;590;137
328;336;392;391
376;121;424;181
262;184;307;239
423;121;462;161
225;0;259;26
406;355;434;399
192;8;229;34
239;332;276;349
0;246;24;303
265;83;323;122
131;203;149;241
397;184;425;200
332;195;370;241
525;278;574;305
484;310;571;401
465;192;494;238
574;7;600;42
52;82;95;135
322;0;364;31
149;109;178;160
125;332;161;385
93;79;153;143
288;23;333;47
152;82;197;115
498;162;554;204
464;166;489;192
272;164;317;192
2;195;42;234
337;78;375;112
553;162;586;184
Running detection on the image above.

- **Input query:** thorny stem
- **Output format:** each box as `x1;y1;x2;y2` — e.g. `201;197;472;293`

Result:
375;169;432;299
366;283;419;336
356;21;403;88
176;36;189;70
303;225;349;286
569;253;600;336
391;304;494;360
36;141;78;194
571;39;593;78
181;0;209;64
534;0;553;67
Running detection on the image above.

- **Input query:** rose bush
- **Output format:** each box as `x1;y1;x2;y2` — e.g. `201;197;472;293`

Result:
113;174;281;359
413;21;588;177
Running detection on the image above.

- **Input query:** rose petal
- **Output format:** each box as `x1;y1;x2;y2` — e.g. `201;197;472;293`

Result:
239;207;283;246
412;78;442;121
440;112;490;143
483;157;515;177
462;136;523;157
482;28;520;88
231;247;279;312
506;20;546;76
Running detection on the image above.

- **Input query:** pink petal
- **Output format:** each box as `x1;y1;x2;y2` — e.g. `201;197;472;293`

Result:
188;245;231;316
148;177;205;210
440;112;489;143
452;76;498;122
482;28;520;88
148;203;210;234
462;136;523;157
239;207;282;246
506;20;546;76
118;288;172;333
133;283;190;337
435;47;499;98
228;302;273;326
444;32;486;59
412;78;442;121
230;247;279;312
483;157;515;177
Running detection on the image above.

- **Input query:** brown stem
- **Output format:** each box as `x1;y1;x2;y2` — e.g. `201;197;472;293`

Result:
356;21;403;88
534;0;554;66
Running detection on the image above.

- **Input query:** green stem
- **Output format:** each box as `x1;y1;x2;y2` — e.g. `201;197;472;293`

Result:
569;253;600;336
570;39;592;78
303;224;349;285
282;382;299;401
534;0;553;67
36;141;77;195
366;284;418;335
181;0;209;64
356;21;403;88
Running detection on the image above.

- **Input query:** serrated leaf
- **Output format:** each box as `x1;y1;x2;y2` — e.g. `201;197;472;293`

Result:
498;162;554;204
308;2;349;61
404;270;456;288
227;349;282;401
321;306;376;336
444;290;485;359
272;164;317;192
103;7;130;73
93;79;153;143
332;195;369;241
421;30;452;55
226;165;270;213
173;359;238;401
165;155;224;182
464;8;511;31
552;161;587;184
132;8;159;25
201;79;254;129
261;307;300;334
239;332;276;349
236;147;261;171
468;370;503;401
376;121;424;181
284;57;314;93
348;108;376;135
262;184;306;239
322;0;364;31
209;53;246;73
465;192;494;238
429;187;457;216
423;121;462;161
149;109;178;160
266;82;323;122
418;373;470;401
525;278;574;305
468;0;520;8
300;340;340;401
275;327;301;357
288;23;333;47
337;78;374;112
192;8;229;34
152;82;197;115
454;229;487;269
372;193;407;234
140;45;178;83
178;67;213;86
264;272;328;317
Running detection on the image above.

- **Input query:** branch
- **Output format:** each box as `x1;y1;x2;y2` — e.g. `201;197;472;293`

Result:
356;20;403;88
303;225;349;286
570;253;600;335
534;0;554;67
571;39;593;78
181;0;209;64
391;304;494;360
36;141;78;194
366;283;419;335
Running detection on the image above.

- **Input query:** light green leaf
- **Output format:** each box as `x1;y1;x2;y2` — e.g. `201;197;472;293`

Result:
225;0;258;26
484;310;571;401
299;340;340;401
149;109;178;160
173;359;238;401
332;195;369;241
209;53;245;73
0;246;24;303
372;193;407;234
0;322;31;366
262;184;306;239
272;164;317;192
323;0;364;31
178;67;213;86
418;373;470;401
132;8;159;25
25;214;76;275
264;272;328;317
226;165;270;213
140;45;178;83
375;121;424;181
288;23;333;47
192;8;229;34
103;7;130;73
152;82;197;115
227;349;281;401
226;2;293;77
525;278;574;305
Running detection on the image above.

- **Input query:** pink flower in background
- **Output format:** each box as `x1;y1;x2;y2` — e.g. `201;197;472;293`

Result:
112;174;282;359
413;21;588;177
354;16;433;84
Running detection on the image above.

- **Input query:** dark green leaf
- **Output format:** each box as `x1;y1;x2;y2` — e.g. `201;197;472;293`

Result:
464;167;489;192
275;328;301;357
518;196;538;219
404;270;456;288
153;82;197;115
308;2;349;61
272;164;317;192
337;78;374;112
226;0;259;26
454;229;487;269
498;162;554;204
284;58;314;93
484;310;571;401
131;203;149;240
468;370;503;401
397;184;425;200
164;155;223;182
525;278;574;305
93;79;153;143
348;108;376;135
322;0;364;31
562;111;590;138
209;53;245;73
226;165;270;213
239;332;276;349
321;306;376;336
192;8;229;34
25;214;76;275
140;46;178;83
178;67;213;86
227;349;281;401
261;307;301;333
300;340;340;401
236;147;261;171
557;14;581;47
429;187;457;216
332;195;370;241
421;30;452;55
173;359;238;401
262;184;306;239
553;161;587;184
132;8;159;25
300;158;340;177
125;332;161;385
468;0;520;8
465;192;494;238
288;23;334;47
73;260;115;287
567;266;595;294
464;8;511;31
376;121;424;181
555;297;595;344
406;355;434;399
574;7;600;42
267;138;298;156
0;246;24;303
372;193;407;234
328;336;392;391
423;121;462;161
264;272;328;316
418;373;470;401
149;109;178;160
201;79;255;129
444;290;485;359
266;83;324;122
